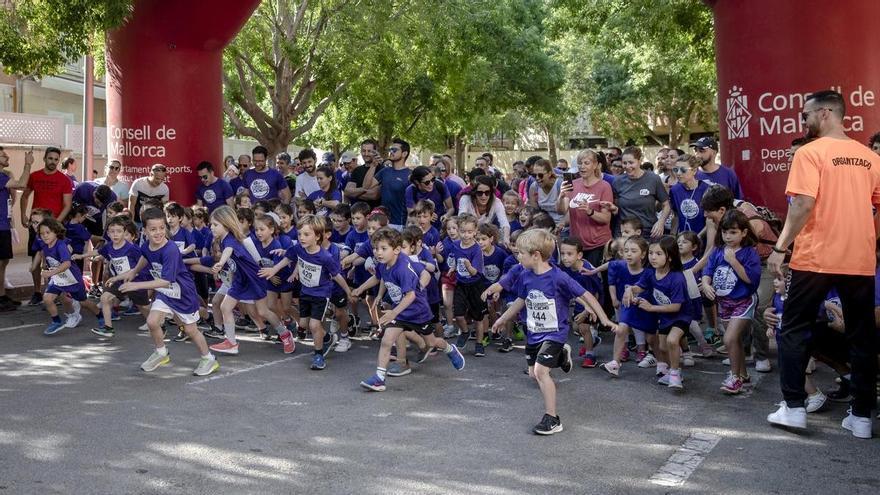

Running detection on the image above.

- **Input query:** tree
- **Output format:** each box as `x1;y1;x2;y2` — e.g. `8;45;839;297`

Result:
0;0;131;76
548;0;716;147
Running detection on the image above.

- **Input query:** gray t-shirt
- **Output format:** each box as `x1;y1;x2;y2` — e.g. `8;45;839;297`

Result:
612;171;668;234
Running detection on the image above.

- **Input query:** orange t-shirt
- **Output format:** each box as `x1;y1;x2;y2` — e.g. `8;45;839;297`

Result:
786;136;880;275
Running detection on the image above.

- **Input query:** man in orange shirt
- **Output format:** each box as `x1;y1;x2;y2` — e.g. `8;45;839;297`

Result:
767;90;879;439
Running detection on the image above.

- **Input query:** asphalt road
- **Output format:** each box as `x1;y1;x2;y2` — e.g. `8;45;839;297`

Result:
0;305;877;495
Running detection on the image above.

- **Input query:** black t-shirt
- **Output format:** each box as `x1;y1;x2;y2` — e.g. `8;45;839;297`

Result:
347;164;380;208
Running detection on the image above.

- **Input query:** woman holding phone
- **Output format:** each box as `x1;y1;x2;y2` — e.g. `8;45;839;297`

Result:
527;159;564;223
557;149;613;266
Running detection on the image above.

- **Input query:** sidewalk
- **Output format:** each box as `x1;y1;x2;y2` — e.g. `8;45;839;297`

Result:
5;256;39;301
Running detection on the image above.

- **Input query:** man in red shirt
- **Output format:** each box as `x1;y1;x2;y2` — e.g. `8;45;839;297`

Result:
19;146;73;305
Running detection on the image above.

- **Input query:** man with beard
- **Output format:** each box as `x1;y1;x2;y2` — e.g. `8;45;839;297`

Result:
229;154;251;196
366;138;411;230
245;145;291;203
294;148;320;198
766;90;879;439
19;146;74;305
0;147;34;309
344;139;382;208
690;137;743;199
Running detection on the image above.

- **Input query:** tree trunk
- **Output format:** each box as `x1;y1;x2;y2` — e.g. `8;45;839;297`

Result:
547;126;558;165
454;132;465;176
331;141;341;162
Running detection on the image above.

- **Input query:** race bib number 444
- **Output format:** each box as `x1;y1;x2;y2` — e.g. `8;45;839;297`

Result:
525;290;558;333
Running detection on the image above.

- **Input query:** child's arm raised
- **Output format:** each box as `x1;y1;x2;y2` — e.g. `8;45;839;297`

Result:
106;256;147;285
212;247;233;274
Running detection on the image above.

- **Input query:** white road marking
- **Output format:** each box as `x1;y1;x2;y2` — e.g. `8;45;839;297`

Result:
649;431;721;487
0;323;44;333
187;353;308;386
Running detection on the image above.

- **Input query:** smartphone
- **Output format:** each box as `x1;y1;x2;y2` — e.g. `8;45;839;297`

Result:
563;172;575;186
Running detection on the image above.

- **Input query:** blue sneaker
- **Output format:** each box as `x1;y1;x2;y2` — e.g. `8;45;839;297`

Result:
123;305;140;316
111;310;121;321
44;320;65;336
455;331;470;349
310;353;326;370
447;344;466;370
360;374;386;391
96;315;105;328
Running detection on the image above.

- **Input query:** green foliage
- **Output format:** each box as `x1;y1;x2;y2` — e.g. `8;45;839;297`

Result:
0;0;132;76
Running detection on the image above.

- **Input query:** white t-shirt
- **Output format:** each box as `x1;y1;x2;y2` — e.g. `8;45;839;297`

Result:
294;172;319;198
129;177;169;217
457;194;511;244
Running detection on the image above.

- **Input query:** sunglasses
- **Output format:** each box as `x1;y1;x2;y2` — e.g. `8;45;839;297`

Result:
152;168;166;173
420;178;434;185
672;166;689;174
109;165;121;171
199;174;210;181
536;173;548;179
474;189;491;197
389;147;401;153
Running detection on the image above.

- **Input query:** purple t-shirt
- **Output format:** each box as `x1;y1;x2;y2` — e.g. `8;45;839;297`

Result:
42;238;84;290
72;181;118;220
517;266;585;345
197;179;234;213
65;222;91;254
228;176;247;196
608;260;656;332
696;165;743;199
255;237;292;292
141;240;199;314
669;180;710;234
377;254;432;324
413;246;440;304
0;174;10;230
169;227;196;259
306;188;342;216
286;243;340;298
404;181;450;225
99;241;150;282
450;240;484;285
245;168;289;201
346;228;371;284
482;246;508;283
706;246;761;300
221;234;266;298
636;270;688;329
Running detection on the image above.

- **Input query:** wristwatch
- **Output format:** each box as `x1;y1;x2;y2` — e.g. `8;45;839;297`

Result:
771;245;786;254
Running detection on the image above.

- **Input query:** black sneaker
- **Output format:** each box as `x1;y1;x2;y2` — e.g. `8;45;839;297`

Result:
172;329;190;342
560;343;573;373
0;295;21;306
203;326;225;340
28;293;43;306
533;413;563;435
498;338;514;353
90;325;115;337
0;300;17;312
827;380;852;403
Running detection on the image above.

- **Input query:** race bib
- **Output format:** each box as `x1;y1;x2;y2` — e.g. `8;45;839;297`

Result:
150;262;181;298
525;290;559;333
299;259;323;288
110;256;132;277
47;256;77;287
712;265;737;297
174;240;185;253
484;265;500;282
385;281;403;304
455;258;470;278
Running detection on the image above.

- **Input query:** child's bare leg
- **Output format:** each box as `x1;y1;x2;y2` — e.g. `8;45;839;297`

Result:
533;364;557;417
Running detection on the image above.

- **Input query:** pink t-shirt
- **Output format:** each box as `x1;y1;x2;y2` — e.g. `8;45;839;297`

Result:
565;177;613;250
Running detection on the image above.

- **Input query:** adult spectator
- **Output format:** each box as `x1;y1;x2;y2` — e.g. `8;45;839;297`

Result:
405;166;453;227
320;151;336;167
294;148;320;199
94;160;130;201
606;147;622;164
508;160;528;195
228;154;250;195
128;164;170;222
369;138;412;230
556;158;571;174
556;149;613;266
609;146;670;238
765;90;879;437
61;155;78;184
528;159;564;223
0;146;34;309
195;161;234;213
668;154;711;234
245;145;290;203
458;175;510;244
20;146;73;305
868;131;880;155
481;152;510;194
690;137;743;199
276;152;297;193
474;155;489;172
222;155;236;176
609;157;624;176
516;155;543;202
344;139;381;208
72;181;116;236
337;151;358;193
435;156;463;207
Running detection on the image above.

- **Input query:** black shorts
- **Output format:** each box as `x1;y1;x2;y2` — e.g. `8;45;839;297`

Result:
388;319;433;336
453;280;488;321
525;340;566;368
291;280;302;298
105;282;151;307
658;320;690;336
194;272;210;300
330;293;348;309
27;226;38;257
0;230;12;260
429;302;440;324
299;294;330;321
84;217;103;237
73;258;85;274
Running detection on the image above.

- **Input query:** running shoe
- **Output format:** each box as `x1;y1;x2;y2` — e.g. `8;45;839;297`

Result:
533;414;563;435
560;344;573;373
841;408;872;439
335;336;351;353
700;343;715;358
767;402;806;429
599;360;620;377
44;320;65;335
443;324;459;339
123;305;141;316
387;362;412;377
138;323;150;332
581;354;597;368
28;293;43;306
721;374;743;394
209;339;239;355
474;343;486;357
620;348;630;362
682;353;695;367
657;373;671;386
64;312;82;329
203;326;225;340
360;374;386;392
827;380;852;403
455;331;470;349
637;353;657;368
667;370;683;389
498;338;514;353
755;359;772;373
280;331;296;354
110;310;121;321
480;334;491;347
447;344;466;370
806;390;826;413
310;353;326;370
91;325;115;337
193;356;219;376
172;329;190;342
322;332;339;357
512;325;525;341
141;351;171;372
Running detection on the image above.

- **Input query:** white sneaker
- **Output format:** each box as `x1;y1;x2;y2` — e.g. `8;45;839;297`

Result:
64;312;83;328
767;402;807;429
335;337;352;352
443;324;459;339
657;373;671;386
667;371;683;389
138;323;149;331
722;357;731;366
842;409;873;439
682;353;695;367
755;359;772;373
806;390;826;413
638;353;657;368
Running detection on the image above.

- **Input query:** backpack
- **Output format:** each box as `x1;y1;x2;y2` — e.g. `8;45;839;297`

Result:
733;200;783;236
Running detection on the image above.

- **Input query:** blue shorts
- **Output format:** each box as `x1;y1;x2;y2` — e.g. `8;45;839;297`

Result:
619;305;658;334
228;280;267;302
45;283;87;302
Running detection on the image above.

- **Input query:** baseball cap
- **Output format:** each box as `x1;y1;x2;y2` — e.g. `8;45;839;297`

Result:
340;151;356;164
689;136;718;151
321;152;336;165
